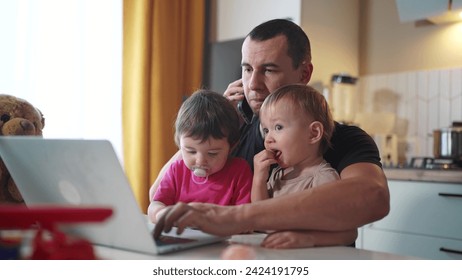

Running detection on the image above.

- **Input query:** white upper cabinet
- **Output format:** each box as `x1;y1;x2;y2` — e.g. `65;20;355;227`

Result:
395;0;462;22
215;0;301;42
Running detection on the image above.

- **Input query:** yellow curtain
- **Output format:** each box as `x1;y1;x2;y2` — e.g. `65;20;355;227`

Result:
122;0;205;212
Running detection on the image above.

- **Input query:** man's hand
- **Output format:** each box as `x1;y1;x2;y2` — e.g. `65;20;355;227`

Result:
223;79;244;108
153;202;249;239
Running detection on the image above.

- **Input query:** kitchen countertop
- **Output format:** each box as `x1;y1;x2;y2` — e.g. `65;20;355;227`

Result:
384;168;462;183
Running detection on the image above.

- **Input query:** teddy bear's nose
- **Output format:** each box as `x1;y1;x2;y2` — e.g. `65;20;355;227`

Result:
20;120;34;133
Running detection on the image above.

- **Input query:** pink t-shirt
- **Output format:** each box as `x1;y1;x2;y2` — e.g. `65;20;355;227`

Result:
153;157;252;206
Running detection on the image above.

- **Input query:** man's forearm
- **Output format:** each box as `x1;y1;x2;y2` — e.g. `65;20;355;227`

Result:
243;163;389;231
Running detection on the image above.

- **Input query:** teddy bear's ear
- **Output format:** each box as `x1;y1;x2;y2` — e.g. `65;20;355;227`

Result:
36;108;45;129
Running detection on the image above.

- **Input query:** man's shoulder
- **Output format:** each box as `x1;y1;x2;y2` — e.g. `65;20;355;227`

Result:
330;122;377;149
333;121;368;134
331;122;372;143
326;122;381;172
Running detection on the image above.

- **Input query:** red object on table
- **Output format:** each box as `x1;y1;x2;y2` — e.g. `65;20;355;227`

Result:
0;205;113;259
0;205;113;229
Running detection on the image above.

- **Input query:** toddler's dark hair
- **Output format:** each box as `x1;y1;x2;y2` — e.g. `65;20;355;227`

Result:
175;89;240;147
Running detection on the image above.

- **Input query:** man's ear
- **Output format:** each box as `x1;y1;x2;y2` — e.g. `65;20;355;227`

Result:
300;62;313;84
308;121;323;144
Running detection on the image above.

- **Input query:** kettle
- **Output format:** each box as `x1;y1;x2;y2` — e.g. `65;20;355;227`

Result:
329;74;358;124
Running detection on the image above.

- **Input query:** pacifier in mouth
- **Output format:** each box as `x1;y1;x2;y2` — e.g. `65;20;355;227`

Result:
192;167;208;185
193;168;207;177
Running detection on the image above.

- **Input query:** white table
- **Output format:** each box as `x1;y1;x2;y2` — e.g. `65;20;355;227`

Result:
94;237;417;260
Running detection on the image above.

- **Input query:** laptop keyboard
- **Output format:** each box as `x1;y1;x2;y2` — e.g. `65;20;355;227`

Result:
155;235;196;246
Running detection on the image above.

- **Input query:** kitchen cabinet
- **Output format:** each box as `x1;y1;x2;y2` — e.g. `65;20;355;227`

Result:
395;0;447;22
214;0;301;42
395;0;462;23
357;180;462;259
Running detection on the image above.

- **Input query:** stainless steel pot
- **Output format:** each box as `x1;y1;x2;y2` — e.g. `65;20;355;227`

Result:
433;127;462;160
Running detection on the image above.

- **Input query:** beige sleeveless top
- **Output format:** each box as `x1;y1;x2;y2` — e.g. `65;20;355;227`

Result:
268;160;340;198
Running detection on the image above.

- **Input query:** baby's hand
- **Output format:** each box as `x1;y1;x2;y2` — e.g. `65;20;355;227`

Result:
253;149;277;176
261;231;315;249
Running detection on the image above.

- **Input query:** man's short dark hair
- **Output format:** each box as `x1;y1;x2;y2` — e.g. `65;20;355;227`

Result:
247;19;311;68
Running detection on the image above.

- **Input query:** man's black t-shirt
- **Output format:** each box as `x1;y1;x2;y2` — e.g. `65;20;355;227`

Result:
231;115;265;170
231;116;382;173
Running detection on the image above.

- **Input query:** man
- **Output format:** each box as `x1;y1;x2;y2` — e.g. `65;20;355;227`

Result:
152;19;389;248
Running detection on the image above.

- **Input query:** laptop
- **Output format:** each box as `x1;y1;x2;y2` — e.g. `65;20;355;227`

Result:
0;137;227;255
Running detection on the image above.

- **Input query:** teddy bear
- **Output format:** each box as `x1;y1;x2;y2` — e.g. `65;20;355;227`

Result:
0;94;45;204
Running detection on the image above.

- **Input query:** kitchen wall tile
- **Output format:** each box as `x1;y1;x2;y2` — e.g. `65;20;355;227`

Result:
450;68;462;122
439;70;450;98
394;73;408;137
427;71;439;133
439;97;451;128
428;96;440;132
439;70;451;128
416;71;429;157
417;97;429;156
427;70;439;100
452;95;462;124
417;71;429;101
405;72;418;136
360;66;462;163
450;68;462;99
